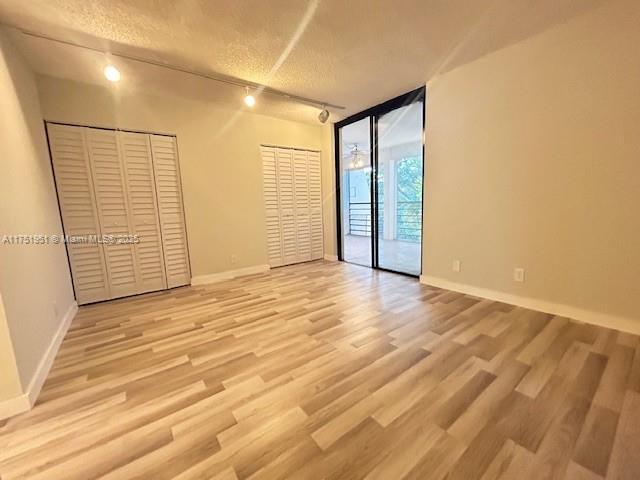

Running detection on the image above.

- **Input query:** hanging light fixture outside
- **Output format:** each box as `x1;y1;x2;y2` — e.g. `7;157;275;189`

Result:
348;144;366;169
244;87;256;107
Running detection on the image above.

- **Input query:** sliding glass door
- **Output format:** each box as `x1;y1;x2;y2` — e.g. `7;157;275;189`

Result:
376;102;423;275
338;117;372;267
336;87;424;276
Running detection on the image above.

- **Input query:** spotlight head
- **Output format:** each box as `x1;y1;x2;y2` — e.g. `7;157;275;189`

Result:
244;94;256;107
318;107;330;124
104;64;121;82
244;86;256;107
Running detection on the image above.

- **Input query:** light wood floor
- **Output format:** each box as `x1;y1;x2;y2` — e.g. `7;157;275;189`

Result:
1;261;639;479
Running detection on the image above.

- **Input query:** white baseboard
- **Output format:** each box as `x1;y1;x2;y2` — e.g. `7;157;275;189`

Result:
420;275;640;335
0;301;77;420
191;264;271;286
0;392;30;421
323;254;338;261
26;301;78;405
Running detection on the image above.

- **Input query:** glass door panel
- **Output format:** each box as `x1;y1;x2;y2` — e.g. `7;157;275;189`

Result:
339;117;372;267
375;102;423;275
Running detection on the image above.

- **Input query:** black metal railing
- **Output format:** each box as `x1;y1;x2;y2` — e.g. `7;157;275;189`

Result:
348;201;421;241
348;202;372;236
397;200;422;242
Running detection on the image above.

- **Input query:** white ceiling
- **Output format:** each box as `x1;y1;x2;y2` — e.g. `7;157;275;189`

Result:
0;0;605;123
341;102;423;150
378;103;422;148
341;118;370;152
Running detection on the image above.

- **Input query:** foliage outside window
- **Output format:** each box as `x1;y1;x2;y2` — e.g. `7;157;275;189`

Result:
395;156;422;242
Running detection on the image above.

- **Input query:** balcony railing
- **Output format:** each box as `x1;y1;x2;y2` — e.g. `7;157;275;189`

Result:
348;202;373;236
348;200;420;242
396;200;422;242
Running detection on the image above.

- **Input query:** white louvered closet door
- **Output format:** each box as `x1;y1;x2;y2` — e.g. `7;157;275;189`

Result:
293;149;312;263
261;146;284;267
86;128;139;299
118;132;167;294
261;146;323;268
149;134;191;288
308;150;324;260
48;124;110;304
276;148;298;265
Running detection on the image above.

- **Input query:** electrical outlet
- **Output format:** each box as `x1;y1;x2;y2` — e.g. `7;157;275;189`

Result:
52;300;58;319
514;268;525;283
452;259;461;273
231;254;237;265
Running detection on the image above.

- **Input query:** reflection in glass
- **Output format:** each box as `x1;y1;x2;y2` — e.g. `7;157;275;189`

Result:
376;102;423;275
339;117;372;267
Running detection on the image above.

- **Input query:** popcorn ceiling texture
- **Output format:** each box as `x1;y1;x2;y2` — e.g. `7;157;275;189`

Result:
0;0;605;119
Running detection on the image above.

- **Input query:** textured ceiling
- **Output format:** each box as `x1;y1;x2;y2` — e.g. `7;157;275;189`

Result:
0;0;605;123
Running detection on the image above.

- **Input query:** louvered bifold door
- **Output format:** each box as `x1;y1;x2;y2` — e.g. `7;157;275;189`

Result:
48;124;110;304
149;135;191;288
293;149;312;262
277;148;298;265
118;132;167;294
86;128;139;298
261;146;284;267
308;150;324;260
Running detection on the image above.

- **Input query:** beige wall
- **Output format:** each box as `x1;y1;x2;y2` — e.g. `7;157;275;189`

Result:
422;0;640;323
0;30;75;399
0;295;21;402
36;76;336;278
321;124;337;258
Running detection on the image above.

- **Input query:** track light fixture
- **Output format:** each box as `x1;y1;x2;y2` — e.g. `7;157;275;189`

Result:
12;28;346;112
244;87;256;107
318;105;330;124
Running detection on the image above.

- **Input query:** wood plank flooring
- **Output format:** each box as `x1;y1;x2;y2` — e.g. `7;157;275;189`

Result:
1;260;639;479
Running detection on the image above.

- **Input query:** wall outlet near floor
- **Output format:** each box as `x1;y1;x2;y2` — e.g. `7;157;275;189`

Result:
452;259;461;273
231;254;237;265
514;267;525;283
